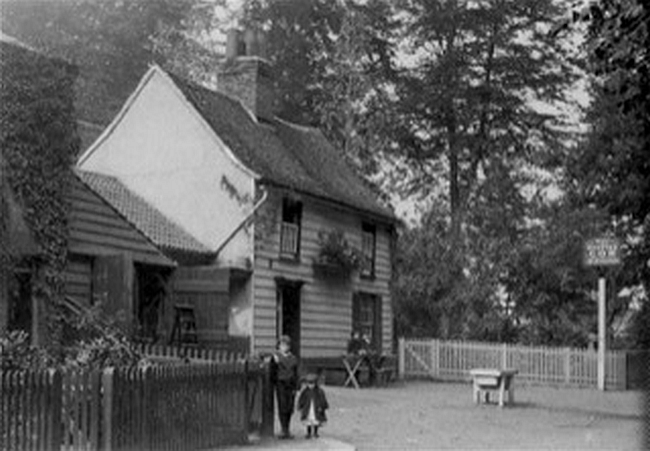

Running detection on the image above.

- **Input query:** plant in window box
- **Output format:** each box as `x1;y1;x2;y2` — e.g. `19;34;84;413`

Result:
313;229;363;277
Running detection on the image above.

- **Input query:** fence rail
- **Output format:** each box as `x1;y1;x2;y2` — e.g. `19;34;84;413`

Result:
398;338;632;390
1;360;272;451
136;343;246;364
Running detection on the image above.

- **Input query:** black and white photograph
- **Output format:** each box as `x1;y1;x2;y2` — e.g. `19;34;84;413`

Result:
1;0;648;449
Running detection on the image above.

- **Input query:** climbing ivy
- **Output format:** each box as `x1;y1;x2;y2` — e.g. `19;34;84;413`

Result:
0;41;79;348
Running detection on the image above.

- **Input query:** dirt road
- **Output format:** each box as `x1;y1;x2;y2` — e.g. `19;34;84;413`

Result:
297;380;645;450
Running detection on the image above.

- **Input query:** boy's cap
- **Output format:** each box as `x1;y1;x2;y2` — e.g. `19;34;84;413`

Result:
304;373;318;383
279;335;291;345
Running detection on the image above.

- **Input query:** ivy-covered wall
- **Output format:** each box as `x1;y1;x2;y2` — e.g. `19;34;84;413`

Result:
0;39;79;346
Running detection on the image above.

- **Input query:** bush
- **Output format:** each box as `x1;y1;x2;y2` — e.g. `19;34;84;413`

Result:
0;330;54;371
1;301;145;371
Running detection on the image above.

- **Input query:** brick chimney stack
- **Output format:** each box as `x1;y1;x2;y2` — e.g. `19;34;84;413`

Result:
218;28;277;122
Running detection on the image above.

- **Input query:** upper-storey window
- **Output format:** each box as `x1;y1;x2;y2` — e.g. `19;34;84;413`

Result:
360;223;376;279
280;198;302;260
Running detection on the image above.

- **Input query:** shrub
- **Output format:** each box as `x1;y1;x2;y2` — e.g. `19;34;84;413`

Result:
0;330;54;371
315;229;363;272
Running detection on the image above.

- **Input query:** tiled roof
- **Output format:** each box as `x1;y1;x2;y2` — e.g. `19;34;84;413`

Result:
168;73;397;222
75;170;215;264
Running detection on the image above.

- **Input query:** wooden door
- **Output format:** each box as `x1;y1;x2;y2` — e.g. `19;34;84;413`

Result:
92;254;134;332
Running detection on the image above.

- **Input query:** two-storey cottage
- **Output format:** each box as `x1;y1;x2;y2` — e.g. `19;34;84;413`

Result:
77;30;398;359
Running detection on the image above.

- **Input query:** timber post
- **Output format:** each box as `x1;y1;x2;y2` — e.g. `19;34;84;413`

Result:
48;369;63;450
102;367;115;451
260;361;274;437
398;337;405;380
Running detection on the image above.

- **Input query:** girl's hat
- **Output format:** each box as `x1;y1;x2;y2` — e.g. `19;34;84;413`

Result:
278;335;291;345
304;373;318;383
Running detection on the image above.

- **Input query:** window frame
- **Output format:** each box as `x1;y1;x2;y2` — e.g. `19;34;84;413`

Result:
352;292;382;354
360;223;377;279
279;198;302;260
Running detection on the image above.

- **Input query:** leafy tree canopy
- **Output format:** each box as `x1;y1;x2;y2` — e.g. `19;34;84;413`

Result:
1;0;225;125
561;0;650;348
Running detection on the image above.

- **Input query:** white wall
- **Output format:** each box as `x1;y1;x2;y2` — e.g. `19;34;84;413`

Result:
78;69;255;267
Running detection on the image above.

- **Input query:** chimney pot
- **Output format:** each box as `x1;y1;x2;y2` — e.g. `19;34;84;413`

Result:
218;28;276;122
225;28;242;60
243;28;256;56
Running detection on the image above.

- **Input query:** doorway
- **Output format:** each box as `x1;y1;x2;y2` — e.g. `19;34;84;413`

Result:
134;264;170;343
276;278;302;357
8;269;32;334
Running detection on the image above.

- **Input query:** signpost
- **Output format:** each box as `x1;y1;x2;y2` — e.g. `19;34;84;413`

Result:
584;237;621;391
584;238;621;267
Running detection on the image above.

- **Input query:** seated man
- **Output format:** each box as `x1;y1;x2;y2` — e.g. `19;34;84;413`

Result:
361;332;380;385
347;330;366;356
346;331;382;385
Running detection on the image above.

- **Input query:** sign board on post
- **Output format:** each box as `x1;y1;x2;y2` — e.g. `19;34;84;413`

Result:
584;236;621;391
584;237;621;267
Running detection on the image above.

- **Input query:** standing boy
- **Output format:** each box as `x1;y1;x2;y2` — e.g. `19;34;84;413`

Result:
269;335;299;439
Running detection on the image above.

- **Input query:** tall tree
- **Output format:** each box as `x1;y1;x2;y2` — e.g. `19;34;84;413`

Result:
392;0;579;337
563;0;650;349
1;0;224;125
240;0;399;178
240;0;343;125
315;1;400;176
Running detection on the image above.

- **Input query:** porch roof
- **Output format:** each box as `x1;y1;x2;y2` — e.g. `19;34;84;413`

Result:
75;170;216;265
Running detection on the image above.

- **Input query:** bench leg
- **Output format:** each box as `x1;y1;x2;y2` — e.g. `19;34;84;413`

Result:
498;380;506;408
473;382;480;404
508;379;515;405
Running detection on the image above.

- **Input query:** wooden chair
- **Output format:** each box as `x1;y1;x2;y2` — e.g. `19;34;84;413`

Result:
169;303;198;345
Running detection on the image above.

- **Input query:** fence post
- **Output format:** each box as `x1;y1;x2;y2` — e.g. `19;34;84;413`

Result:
432;339;440;377
102;368;115;451
398;337;405;379
260;361;274;438
564;347;571;385
48;369;63;450
141;366;151;451
501;343;507;369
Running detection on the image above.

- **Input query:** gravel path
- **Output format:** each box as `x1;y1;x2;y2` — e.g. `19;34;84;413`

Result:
293;380;645;450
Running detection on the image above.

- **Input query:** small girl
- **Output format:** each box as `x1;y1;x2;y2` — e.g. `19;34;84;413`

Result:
297;373;329;439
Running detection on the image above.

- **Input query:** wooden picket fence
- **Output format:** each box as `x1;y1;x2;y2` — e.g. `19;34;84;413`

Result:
1;360;272;451
136;343;246;364
398;338;630;390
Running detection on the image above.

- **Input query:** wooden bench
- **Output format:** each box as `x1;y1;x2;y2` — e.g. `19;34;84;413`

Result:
302;355;397;387
470;368;518;407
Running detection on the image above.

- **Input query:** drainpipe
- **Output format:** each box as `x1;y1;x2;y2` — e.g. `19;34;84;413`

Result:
214;186;269;257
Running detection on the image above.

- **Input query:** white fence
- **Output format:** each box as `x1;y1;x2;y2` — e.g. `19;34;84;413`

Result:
398;338;628;390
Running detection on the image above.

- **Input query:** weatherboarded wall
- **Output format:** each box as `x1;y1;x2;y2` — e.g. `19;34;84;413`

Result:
253;188;393;358
64;173;172;306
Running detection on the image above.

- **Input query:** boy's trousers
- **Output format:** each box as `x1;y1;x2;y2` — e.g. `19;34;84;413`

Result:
276;380;295;433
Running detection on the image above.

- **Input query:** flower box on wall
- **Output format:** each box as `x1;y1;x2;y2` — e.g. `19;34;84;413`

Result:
312;259;352;279
312;229;362;279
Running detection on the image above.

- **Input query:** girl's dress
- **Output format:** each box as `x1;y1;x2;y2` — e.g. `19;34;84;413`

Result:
298;385;329;427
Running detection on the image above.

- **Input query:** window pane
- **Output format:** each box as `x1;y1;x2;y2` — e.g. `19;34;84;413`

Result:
361;224;376;277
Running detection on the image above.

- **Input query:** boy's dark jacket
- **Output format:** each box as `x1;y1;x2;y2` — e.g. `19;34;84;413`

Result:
298;386;329;422
270;352;299;391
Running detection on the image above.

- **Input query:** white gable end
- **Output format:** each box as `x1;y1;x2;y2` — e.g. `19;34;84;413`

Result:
78;67;255;265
